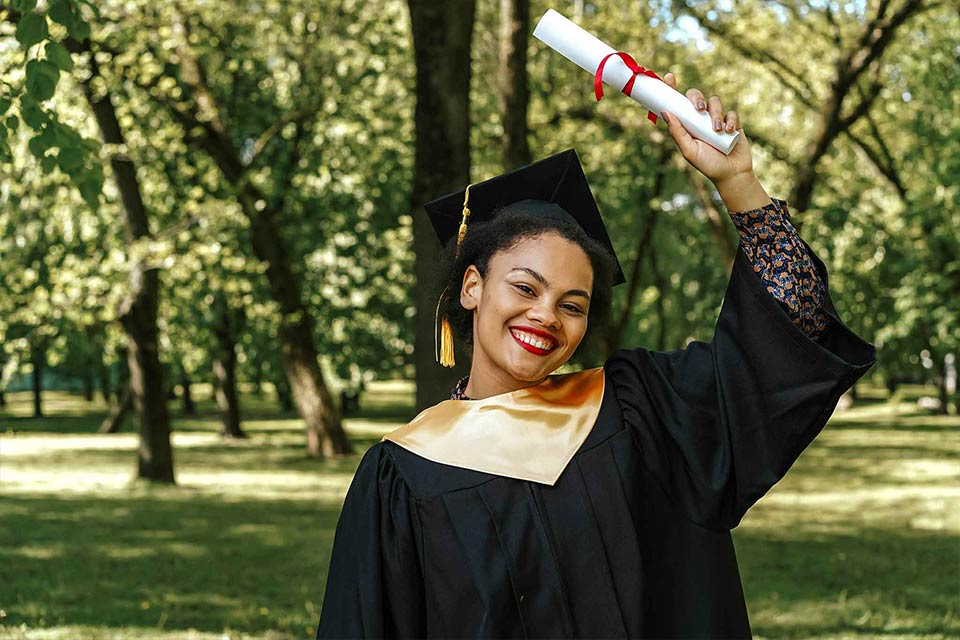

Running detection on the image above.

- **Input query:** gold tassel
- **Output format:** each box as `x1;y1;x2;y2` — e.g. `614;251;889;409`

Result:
434;286;454;367
456;184;472;246
439;316;456;367
434;184;473;368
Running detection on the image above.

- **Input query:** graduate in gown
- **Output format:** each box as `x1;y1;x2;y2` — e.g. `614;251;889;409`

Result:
316;75;876;639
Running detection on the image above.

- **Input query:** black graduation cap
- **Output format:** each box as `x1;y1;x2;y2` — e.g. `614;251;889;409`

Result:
424;148;625;285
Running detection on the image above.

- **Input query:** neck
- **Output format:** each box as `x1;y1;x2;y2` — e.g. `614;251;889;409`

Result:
462;364;547;400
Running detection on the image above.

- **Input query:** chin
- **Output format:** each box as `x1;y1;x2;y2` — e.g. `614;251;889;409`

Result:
504;350;565;381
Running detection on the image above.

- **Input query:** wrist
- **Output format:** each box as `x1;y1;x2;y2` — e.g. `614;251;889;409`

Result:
713;170;756;191
713;172;771;212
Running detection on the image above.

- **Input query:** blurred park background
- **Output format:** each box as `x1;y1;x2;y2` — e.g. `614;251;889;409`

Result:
1;0;957;638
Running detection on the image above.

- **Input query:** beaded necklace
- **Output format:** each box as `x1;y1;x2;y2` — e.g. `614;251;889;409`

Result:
450;375;475;401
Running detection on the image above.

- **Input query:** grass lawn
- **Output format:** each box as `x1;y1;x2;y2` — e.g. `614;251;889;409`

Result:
0;383;957;639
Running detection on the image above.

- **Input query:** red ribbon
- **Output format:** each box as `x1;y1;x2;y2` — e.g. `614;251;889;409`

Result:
594;51;663;124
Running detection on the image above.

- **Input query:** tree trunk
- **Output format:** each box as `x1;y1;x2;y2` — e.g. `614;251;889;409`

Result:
937;353;950;416
885;376;898;397
114;346;129;404
275;373;295;413
82;369;94;401
498;0;531;170
82;55;175;483
212;296;245;438
237;190;347;455
0;390;5;407
98;352;111;403
181;372;196;416
648;245;668;350
30;343;44;418
408;0;475;411
250;362;264;397
100;386;133;433
213;359;244;438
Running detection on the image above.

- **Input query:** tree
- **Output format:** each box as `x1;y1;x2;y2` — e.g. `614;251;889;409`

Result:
408;0;476;409
80;43;175;482
498;0;532;170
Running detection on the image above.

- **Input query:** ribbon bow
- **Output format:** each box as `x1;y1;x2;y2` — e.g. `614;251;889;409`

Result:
594;51;663;124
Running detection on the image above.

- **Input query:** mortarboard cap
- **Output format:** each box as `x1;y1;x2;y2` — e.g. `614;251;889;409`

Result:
424;148;625;285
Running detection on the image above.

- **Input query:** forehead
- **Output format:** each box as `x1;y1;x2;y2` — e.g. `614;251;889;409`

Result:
488;233;594;288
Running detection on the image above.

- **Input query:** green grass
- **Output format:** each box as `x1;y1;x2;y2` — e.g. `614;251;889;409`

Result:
0;383;957;639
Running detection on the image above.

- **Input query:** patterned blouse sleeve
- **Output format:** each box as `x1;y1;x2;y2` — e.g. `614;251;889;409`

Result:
728;197;830;340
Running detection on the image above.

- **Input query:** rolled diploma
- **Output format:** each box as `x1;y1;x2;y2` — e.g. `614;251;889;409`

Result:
533;9;740;155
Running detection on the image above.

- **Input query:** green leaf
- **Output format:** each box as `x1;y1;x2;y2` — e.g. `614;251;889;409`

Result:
5;115;19;133
28;134;48;159
52;121;80;148
20;95;46;130
15;12;48;49
40;155;58;172
68;17;91;41
25;59;60;102
57;146;84;173
77;175;102;210
47;0;75;28
36;123;58;149
12;0;38;13
45;41;74;72
0;97;10;115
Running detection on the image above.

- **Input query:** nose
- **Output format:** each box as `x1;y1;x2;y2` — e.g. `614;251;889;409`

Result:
527;301;561;331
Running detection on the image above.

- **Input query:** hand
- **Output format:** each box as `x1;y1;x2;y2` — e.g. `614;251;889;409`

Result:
660;72;754;185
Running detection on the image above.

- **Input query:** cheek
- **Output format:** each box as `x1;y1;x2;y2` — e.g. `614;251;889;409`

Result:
566;321;588;349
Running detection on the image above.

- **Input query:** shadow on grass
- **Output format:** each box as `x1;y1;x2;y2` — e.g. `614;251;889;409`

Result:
2;413;112;435
1;390;414;436
5;436;385;477
0;491;339;637
2;492;956;638
735;526;959;637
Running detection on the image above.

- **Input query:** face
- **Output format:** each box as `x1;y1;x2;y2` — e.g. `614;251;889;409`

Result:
460;232;594;388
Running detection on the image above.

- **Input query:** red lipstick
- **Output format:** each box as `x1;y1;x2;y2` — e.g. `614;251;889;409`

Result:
509;326;558;356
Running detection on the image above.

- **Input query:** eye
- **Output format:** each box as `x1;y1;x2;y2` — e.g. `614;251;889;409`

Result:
513;283;536;296
562;303;585;315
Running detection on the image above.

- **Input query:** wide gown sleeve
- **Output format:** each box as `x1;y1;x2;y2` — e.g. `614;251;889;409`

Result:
604;238;876;531
316;444;426;638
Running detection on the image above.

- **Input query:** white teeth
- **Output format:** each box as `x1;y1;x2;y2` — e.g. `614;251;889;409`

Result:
511;330;555;351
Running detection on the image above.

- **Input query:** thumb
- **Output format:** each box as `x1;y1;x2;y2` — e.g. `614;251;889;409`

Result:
662;111;697;157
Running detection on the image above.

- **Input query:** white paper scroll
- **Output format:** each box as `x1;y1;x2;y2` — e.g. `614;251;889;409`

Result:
533;9;740;155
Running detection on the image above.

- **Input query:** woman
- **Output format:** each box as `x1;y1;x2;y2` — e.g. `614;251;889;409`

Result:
316;74;876;638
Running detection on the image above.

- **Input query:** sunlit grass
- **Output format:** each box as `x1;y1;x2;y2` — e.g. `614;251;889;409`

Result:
1;383;957;639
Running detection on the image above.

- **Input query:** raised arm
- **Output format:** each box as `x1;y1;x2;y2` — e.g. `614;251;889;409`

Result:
659;73;829;340
727;195;829;340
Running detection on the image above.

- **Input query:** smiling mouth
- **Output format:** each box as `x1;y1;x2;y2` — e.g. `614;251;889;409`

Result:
509;328;558;355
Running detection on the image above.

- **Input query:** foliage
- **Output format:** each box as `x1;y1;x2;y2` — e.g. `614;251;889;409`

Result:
0;1;104;208
1;0;957;393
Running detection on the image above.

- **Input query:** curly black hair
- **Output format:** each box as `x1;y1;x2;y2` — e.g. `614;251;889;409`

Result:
436;206;617;359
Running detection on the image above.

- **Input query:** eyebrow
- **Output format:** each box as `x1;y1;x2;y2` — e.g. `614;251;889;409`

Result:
508;267;591;300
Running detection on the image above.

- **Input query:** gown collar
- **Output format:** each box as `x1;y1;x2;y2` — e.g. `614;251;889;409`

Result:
382;367;605;486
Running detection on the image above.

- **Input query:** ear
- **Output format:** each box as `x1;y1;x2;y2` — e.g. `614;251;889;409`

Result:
460;265;483;311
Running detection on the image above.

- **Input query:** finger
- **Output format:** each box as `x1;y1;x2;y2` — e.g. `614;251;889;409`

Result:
707;95;724;131
661;111;698;157
663;72;677;90
723;110;740;133
685;87;707;112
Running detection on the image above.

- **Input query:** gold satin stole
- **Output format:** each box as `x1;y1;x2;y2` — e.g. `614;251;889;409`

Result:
382;367;605;486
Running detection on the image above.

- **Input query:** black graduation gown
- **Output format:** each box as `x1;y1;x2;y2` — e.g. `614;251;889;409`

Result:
316;242;876;639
